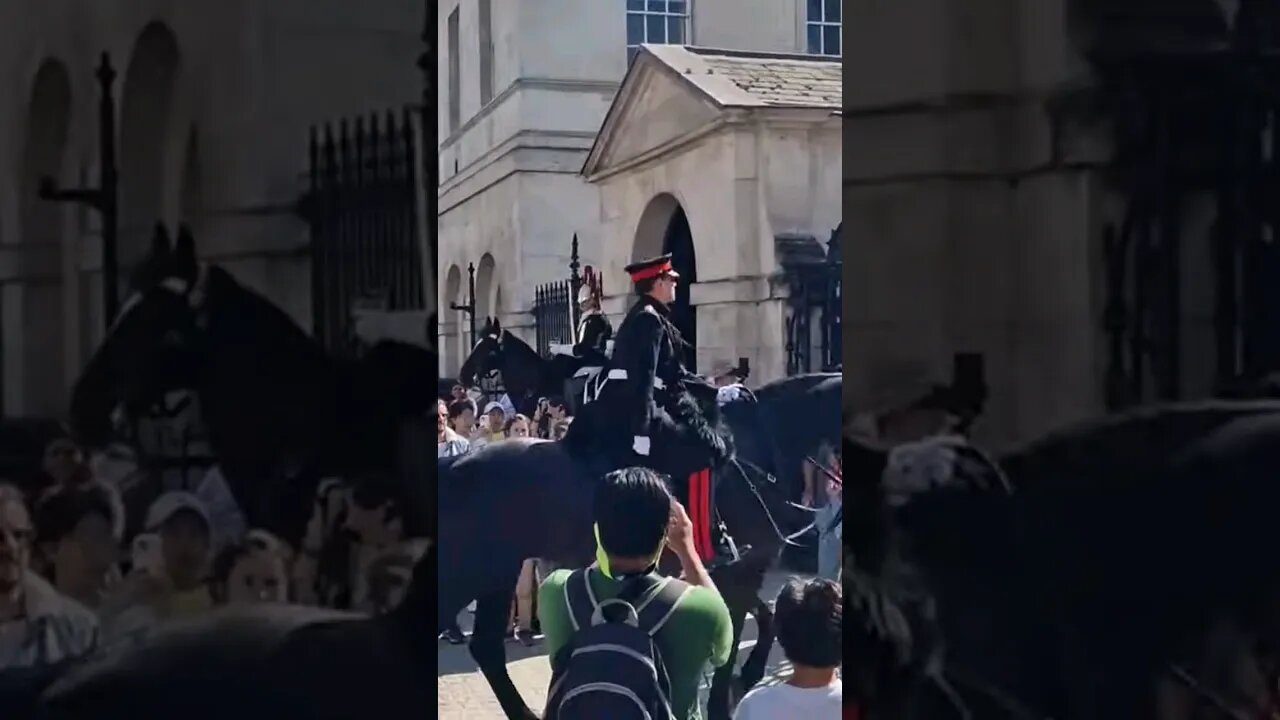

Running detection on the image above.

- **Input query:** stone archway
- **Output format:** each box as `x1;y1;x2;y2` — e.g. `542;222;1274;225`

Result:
633;193;698;370
664;207;698;371
120;22;181;274
632;193;681;263
475;253;496;323
17;59;73;416
443;264;462;372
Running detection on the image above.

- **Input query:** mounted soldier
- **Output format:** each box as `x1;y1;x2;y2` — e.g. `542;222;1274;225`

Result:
572;266;612;367
565;254;737;568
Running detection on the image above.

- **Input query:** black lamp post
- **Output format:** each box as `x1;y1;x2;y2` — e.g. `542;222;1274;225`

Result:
40;52;120;327
451;262;477;344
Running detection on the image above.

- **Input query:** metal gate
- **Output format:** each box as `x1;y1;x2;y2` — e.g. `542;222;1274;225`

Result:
531;235;584;357
783;225;842;375
1096;22;1280;409
303;109;426;355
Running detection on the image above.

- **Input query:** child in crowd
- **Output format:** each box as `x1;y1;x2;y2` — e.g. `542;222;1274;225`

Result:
211;529;290;606
733;578;842;719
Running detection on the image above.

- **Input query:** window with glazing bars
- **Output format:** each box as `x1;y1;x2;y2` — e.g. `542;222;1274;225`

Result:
806;0;841;56
626;0;688;64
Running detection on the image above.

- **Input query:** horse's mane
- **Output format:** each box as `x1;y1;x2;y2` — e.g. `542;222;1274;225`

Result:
355;342;438;417
754;372;840;401
203;266;331;371
500;330;541;363
861;400;1280;563
997;399;1280;493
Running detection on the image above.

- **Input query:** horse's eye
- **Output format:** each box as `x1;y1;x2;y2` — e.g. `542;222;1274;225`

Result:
163;330;184;346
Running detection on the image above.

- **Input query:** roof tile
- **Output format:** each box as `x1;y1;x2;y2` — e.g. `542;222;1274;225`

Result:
646;45;842;109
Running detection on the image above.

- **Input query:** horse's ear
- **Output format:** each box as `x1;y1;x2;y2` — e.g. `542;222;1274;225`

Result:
128;223;170;290
493;317;501;332
173;224;198;285
150;223;172;258
479;317;492;336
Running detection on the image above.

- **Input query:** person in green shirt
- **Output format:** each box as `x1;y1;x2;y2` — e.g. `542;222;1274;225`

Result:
538;466;734;720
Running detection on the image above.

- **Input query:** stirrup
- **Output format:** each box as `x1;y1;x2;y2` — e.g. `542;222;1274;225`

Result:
721;522;741;564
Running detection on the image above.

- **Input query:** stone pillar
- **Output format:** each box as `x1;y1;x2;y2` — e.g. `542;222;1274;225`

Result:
690;276;786;384
844;0;1105;447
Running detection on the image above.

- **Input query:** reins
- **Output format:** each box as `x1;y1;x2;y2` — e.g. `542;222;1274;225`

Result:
727;458;813;546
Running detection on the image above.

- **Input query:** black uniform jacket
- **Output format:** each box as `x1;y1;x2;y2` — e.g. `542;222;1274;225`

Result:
573;311;613;360
602;295;687;439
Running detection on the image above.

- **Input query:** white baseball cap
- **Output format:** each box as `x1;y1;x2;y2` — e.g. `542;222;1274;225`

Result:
145;491;212;532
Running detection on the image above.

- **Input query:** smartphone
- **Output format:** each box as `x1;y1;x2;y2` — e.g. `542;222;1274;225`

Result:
131;533;163;576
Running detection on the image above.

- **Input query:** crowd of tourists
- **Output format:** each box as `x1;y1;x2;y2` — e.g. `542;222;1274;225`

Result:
0;425;429;672
437;371;844;718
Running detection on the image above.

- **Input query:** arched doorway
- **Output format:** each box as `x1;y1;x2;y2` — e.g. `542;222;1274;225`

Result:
633;193;698;370
443;264;462;372
120;22;181;273
663;207;697;370
18;59;73;416
475;253;496;323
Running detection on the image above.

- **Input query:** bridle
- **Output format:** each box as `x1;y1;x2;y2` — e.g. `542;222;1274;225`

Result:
108;267;212;479
726;458;813;547
467;334;505;394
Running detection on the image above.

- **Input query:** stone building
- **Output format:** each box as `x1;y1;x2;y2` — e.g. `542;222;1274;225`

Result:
0;1;422;418
436;0;843;380
844;1;1275;448
582;45;840;379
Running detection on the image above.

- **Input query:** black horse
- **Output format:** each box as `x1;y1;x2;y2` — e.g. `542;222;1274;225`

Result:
68;225;436;547
459;321;841;501
843;399;1280;719
0;545;436;720
439;439;809;720
457;318;581;416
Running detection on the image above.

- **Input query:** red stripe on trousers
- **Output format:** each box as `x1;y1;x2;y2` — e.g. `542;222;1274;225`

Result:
700;469;713;559
689;470;710;561
690;469;710;560
687;471;702;559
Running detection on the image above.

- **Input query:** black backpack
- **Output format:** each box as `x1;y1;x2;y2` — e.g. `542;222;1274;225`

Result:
545;567;691;720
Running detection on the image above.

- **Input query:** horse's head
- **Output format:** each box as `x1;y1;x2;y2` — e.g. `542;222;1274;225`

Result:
457;317;502;388
843;431;1008;573
842;431;1013;717
70;224;205;445
881;435;1011;506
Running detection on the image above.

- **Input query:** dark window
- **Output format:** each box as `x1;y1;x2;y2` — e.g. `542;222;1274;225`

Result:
806;0;841;56
478;0;494;106
625;0;690;65
448;8;460;132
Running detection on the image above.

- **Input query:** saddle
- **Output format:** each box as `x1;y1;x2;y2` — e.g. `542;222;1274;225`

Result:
565;365;606;416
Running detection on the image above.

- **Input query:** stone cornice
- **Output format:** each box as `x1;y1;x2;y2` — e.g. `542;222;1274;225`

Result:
437;130;596;212
438;76;620;152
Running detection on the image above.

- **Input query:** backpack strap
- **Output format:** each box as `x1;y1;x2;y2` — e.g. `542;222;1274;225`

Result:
566;568;692;635
564;567;599;632
632;577;692;637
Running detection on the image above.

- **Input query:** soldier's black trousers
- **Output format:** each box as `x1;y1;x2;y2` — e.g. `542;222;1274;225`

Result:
645;413;729;563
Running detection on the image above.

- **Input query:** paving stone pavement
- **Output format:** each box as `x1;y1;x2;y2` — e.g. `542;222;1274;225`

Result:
437;569;824;719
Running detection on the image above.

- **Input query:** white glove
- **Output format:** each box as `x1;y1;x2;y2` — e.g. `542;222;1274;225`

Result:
632;436;651;456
